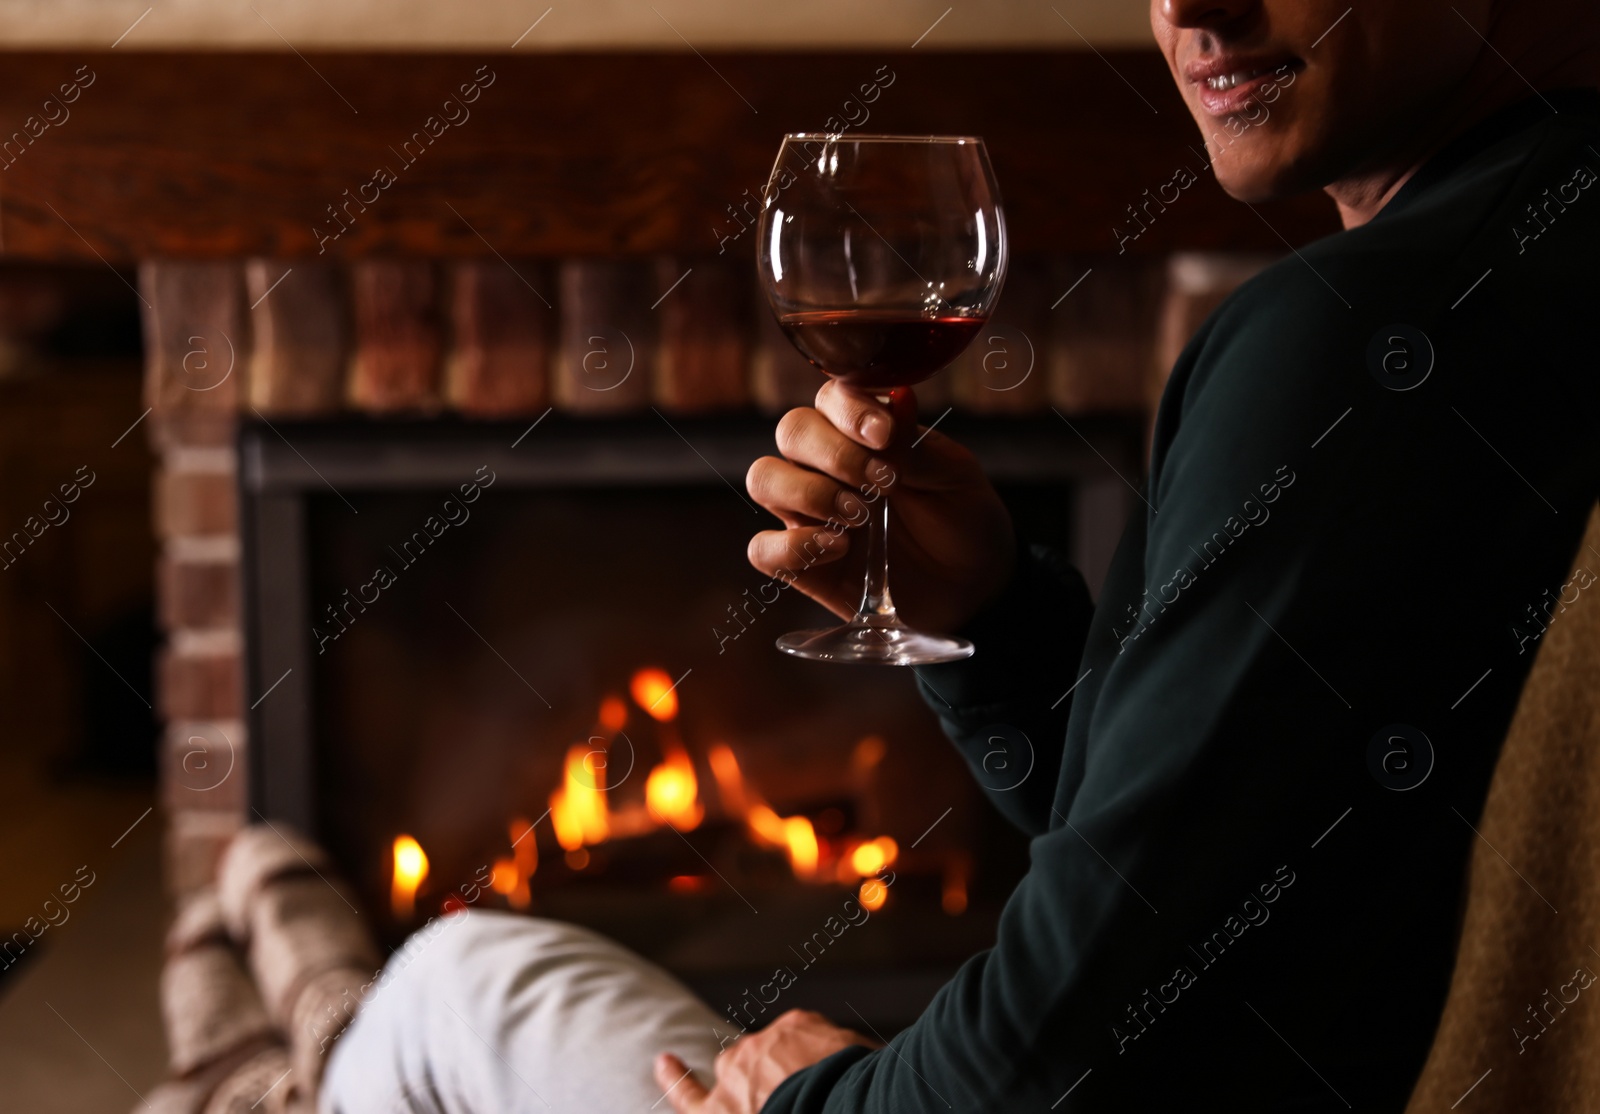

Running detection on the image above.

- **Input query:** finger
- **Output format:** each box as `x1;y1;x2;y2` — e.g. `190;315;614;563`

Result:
654;1053;710;1114
894;424;987;490
815;379;898;450
774;408;892;490
812;385;979;492
746;525;851;580
746;456;870;529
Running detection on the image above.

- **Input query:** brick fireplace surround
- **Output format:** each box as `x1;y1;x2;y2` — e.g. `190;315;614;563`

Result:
144;251;1268;902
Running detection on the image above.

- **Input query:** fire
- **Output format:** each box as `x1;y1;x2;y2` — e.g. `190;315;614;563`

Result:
708;743;750;816
714;746;826;878
390;835;428;919
491;816;537;909
646;747;704;831
747;803;787;845
599;694;628;733
849;836;898;877
630;668;679;722
859;876;888;912
783;815;819;877
550;744;610;852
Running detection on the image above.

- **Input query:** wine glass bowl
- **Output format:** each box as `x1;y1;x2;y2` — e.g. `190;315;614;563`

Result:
755;134;1009;664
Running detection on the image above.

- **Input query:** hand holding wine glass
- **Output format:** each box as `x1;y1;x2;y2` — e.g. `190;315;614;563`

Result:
745;379;1016;639
750;134;1011;664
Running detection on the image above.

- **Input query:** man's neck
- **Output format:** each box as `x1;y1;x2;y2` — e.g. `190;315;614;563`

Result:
1326;24;1600;229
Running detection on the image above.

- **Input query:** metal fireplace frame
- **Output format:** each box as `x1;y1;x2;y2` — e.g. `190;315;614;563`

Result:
238;413;1144;834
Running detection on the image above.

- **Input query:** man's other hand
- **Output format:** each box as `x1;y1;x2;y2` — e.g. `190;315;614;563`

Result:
654;1009;879;1114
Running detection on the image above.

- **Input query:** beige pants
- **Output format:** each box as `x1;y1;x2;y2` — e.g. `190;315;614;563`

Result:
321;911;739;1114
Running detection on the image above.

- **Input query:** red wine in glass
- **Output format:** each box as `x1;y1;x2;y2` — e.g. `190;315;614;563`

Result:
756;134;1008;665
777;310;988;390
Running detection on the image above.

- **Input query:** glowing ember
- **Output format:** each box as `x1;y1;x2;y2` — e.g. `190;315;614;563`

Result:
859;876;888;912
630;667;679;722
852;735;887;772
391;835;428;919
599;694;628;733
720;750;824;879
942;858;969;916
550;744;610;852
707;743;750;816
746;803;788;847
646;748;704;831
506;816;537;909
849;836;899;877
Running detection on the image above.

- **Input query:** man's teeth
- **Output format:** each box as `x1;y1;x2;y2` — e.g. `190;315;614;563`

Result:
1206;69;1266;91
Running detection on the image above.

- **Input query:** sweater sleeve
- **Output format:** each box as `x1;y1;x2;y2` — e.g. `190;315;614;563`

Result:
762;242;1599;1110
911;541;1097;836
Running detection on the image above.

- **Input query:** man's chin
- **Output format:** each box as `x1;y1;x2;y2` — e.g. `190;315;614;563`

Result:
1211;161;1317;206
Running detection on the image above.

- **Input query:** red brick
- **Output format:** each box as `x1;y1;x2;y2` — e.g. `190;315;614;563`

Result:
348;260;443;412
158;554;240;631
158;644;243;722
155;469;237;539
139;261;247;418
654;258;749;413
161;722;248;814
445;259;553;416
147;411;238;451
554;260;655;414
248;260;348;416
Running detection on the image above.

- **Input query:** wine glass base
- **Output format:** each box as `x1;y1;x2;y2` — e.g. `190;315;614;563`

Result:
776;618;973;665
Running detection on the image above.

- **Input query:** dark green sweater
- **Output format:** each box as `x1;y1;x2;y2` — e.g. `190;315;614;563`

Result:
765;90;1600;1112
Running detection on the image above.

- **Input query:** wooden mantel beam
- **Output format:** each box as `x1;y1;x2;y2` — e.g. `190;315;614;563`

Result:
0;51;1336;262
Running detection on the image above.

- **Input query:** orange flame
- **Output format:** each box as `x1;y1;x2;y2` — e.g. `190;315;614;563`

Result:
630;668;679;722
391;835;428;920
859;875;888;912
549;744;610;851
708;743;750;816
783;815;819;877
849;836;899;878
599;694;628;733
716;747;826;879
646;746;703;831
505;816;536;909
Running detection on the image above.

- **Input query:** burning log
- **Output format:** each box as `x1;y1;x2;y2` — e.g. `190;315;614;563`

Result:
632;667;704;832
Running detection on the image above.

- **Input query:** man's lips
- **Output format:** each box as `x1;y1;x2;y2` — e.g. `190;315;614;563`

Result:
1185;55;1303;117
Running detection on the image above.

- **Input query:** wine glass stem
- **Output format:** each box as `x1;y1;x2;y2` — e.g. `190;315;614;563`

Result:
857;489;898;622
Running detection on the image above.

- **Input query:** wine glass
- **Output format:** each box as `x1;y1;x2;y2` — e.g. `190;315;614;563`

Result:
756;133;1008;664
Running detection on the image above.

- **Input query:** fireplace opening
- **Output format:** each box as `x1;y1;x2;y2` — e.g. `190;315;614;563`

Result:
241;415;1139;1027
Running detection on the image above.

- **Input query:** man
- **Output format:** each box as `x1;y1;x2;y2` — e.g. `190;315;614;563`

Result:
682;0;1600;1110
324;1;1600;1111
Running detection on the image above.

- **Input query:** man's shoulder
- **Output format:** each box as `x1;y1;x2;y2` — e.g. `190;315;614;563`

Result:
1185;99;1600;392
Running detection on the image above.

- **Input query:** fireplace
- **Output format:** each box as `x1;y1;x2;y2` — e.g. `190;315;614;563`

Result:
238;413;1139;1024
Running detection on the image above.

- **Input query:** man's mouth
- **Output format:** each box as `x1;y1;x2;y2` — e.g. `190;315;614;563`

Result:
1205;67;1275;92
1186;55;1303;117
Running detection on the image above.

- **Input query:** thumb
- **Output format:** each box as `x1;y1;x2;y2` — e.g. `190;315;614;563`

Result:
654;1052;710;1113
